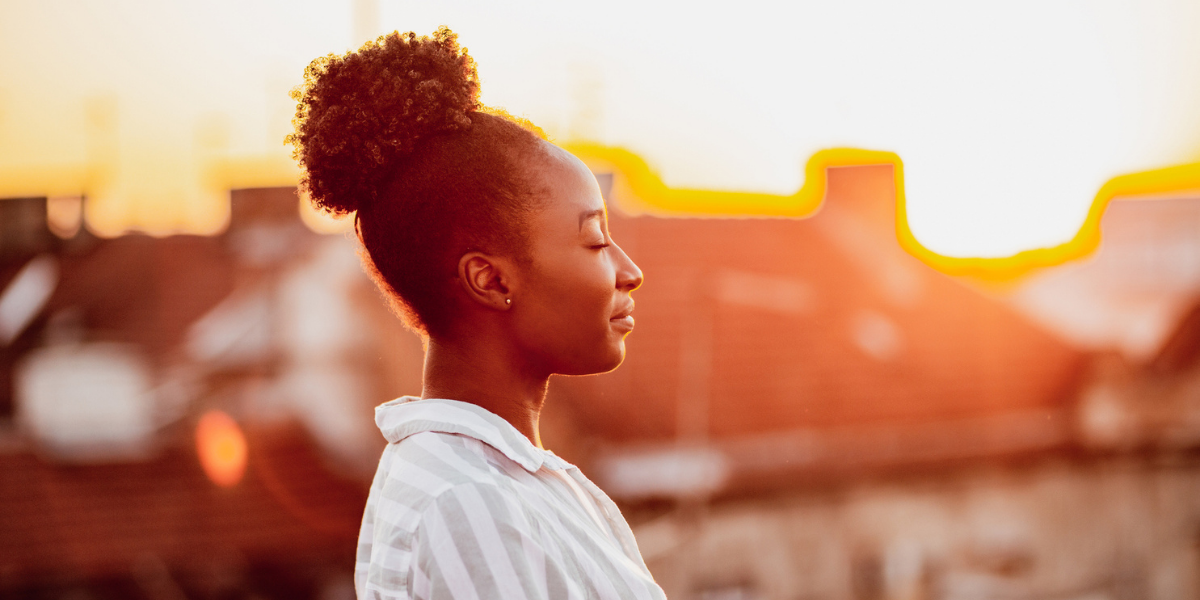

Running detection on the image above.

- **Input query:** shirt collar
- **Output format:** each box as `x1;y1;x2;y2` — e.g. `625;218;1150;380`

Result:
374;396;569;473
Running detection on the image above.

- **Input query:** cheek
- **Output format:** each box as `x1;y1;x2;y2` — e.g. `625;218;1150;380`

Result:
539;275;623;372
524;258;613;340
547;264;611;324
515;255;624;374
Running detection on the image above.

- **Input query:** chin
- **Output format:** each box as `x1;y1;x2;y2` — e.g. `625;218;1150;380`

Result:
559;342;626;376
596;346;626;374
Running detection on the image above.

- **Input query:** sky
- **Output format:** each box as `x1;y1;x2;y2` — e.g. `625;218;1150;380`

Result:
1;0;1199;258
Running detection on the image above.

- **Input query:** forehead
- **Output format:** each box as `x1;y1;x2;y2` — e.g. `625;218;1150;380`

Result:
532;143;606;220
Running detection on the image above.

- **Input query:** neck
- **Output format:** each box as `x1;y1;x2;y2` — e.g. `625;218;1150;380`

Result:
421;335;549;448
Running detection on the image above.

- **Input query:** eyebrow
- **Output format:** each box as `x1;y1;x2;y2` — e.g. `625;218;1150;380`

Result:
578;209;605;231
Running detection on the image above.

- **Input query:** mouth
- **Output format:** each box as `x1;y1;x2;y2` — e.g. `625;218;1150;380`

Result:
610;304;635;332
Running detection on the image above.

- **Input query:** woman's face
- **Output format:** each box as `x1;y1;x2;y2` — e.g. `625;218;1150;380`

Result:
509;144;643;376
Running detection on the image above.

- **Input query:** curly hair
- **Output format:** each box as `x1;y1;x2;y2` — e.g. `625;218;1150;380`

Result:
287;28;547;336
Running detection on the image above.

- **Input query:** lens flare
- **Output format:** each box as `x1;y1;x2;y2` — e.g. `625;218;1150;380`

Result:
196;410;248;487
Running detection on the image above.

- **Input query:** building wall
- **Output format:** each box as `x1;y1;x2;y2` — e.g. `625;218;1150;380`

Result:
633;455;1200;600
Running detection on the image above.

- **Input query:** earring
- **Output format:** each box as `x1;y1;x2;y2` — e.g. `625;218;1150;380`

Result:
505;298;511;305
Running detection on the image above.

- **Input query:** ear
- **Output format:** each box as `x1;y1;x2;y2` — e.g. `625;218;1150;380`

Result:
457;251;514;311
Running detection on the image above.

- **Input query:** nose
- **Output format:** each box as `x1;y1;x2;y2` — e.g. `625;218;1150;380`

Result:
613;242;643;292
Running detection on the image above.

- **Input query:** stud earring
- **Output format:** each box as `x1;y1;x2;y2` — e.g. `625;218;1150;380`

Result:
505;298;511;305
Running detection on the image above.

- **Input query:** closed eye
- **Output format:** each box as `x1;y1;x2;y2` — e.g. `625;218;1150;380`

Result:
582;217;609;250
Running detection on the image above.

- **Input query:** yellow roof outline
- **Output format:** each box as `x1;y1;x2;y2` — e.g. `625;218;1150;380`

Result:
4;143;1198;281
565;143;1200;283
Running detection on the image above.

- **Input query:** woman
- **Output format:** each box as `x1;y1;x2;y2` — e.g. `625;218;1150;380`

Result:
288;27;664;599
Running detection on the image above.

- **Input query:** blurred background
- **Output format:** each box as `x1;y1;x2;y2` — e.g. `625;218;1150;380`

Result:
3;1;1200;599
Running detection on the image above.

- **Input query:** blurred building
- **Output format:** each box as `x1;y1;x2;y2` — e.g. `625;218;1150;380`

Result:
3;167;1200;600
0;189;424;599
541;165;1200;600
550;166;1085;493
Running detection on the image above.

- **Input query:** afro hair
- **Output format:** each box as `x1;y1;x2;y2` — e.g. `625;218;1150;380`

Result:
286;26;480;215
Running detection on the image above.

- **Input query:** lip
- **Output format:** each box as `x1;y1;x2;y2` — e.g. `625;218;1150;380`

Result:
610;315;635;333
610;303;635;332
610;302;634;320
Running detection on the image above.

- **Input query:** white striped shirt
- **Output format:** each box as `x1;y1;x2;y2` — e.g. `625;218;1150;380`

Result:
355;397;667;600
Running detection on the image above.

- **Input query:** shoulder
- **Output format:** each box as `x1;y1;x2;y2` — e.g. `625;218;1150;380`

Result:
371;432;544;559
375;430;530;517
359;431;550;598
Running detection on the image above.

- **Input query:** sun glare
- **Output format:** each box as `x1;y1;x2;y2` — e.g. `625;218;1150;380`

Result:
196;410;248;488
2;1;1200;274
298;191;355;235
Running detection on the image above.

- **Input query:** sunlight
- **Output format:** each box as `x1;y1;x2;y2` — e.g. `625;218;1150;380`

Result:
196;410;248;488
2;0;1199;269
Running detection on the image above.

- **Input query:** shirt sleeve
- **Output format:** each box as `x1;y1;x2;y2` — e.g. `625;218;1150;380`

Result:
409;481;584;600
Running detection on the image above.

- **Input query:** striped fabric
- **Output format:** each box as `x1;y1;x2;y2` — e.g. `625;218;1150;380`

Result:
355;397;667;600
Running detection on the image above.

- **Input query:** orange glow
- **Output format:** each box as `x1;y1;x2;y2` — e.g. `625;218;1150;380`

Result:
566;143;892;218
46;195;83;238
567;143;1200;282
297;189;355;234
901;161;1200;282
196;410;248;487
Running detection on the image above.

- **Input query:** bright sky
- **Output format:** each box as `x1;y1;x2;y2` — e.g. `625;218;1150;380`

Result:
2;0;1199;257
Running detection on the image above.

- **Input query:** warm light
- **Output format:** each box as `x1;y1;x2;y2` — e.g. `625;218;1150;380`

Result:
196;410;248;487
46;195;83;238
3;2;1200;264
569;145;1200;282
298;191;355;235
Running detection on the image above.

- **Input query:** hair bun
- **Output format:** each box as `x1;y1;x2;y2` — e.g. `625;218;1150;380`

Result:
287;26;480;215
